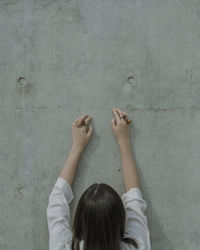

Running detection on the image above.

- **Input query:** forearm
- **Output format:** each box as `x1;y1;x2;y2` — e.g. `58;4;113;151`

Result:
59;145;83;186
118;139;140;191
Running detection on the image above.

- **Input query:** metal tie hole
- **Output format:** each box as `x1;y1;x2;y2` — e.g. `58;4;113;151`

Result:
18;187;25;195
17;77;27;87
127;76;136;85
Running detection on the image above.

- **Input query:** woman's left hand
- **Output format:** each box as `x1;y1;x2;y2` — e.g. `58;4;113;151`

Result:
72;114;93;152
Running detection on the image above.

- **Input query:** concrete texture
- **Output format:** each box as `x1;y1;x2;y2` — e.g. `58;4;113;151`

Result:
0;0;200;249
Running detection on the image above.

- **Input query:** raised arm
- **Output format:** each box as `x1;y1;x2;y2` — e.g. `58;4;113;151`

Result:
111;108;140;191
111;108;151;249
47;114;93;250
60;114;93;185
118;138;140;191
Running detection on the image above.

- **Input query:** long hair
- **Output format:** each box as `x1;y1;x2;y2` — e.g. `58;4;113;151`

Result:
71;183;138;250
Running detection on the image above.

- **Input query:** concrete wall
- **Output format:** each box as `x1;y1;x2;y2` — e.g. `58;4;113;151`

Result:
0;0;200;249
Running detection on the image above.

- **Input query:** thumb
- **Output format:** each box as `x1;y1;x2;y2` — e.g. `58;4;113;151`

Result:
87;125;93;138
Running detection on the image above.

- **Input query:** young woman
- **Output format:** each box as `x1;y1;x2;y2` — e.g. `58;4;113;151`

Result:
47;108;151;250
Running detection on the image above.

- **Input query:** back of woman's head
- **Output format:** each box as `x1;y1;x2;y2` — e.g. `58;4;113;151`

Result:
71;183;138;250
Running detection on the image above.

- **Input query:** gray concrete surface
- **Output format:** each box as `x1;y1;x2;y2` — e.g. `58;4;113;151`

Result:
0;0;200;249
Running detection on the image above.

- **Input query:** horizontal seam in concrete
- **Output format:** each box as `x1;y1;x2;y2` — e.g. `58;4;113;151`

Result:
1;107;200;111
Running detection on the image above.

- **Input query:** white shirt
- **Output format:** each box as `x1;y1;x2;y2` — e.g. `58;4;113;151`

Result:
47;177;151;250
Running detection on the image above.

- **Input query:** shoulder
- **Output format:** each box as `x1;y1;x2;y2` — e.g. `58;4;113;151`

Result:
49;177;74;204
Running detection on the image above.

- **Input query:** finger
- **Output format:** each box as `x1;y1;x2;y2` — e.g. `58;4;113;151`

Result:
74;114;89;123
73;114;89;127
115;108;124;119
115;108;125;118
115;108;130;123
112;108;121;124
87;125;93;138
80;116;92;131
122;111;127;117
84;116;92;125
119;111;131;124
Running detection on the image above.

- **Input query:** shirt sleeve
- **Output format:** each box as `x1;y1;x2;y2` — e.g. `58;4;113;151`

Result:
121;188;151;250
47;177;74;250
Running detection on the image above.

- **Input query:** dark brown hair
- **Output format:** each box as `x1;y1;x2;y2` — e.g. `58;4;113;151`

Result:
71;183;138;250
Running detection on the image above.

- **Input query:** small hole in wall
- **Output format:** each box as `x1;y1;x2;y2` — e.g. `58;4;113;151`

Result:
17;77;27;87
17;187;25;195
127;76;136;85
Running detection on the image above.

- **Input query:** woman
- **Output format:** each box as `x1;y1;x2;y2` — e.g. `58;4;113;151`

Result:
47;108;151;250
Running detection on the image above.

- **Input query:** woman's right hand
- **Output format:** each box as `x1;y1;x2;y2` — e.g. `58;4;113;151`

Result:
111;108;131;144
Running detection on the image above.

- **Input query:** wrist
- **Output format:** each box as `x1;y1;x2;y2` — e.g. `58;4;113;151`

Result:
71;144;84;155
118;138;130;147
